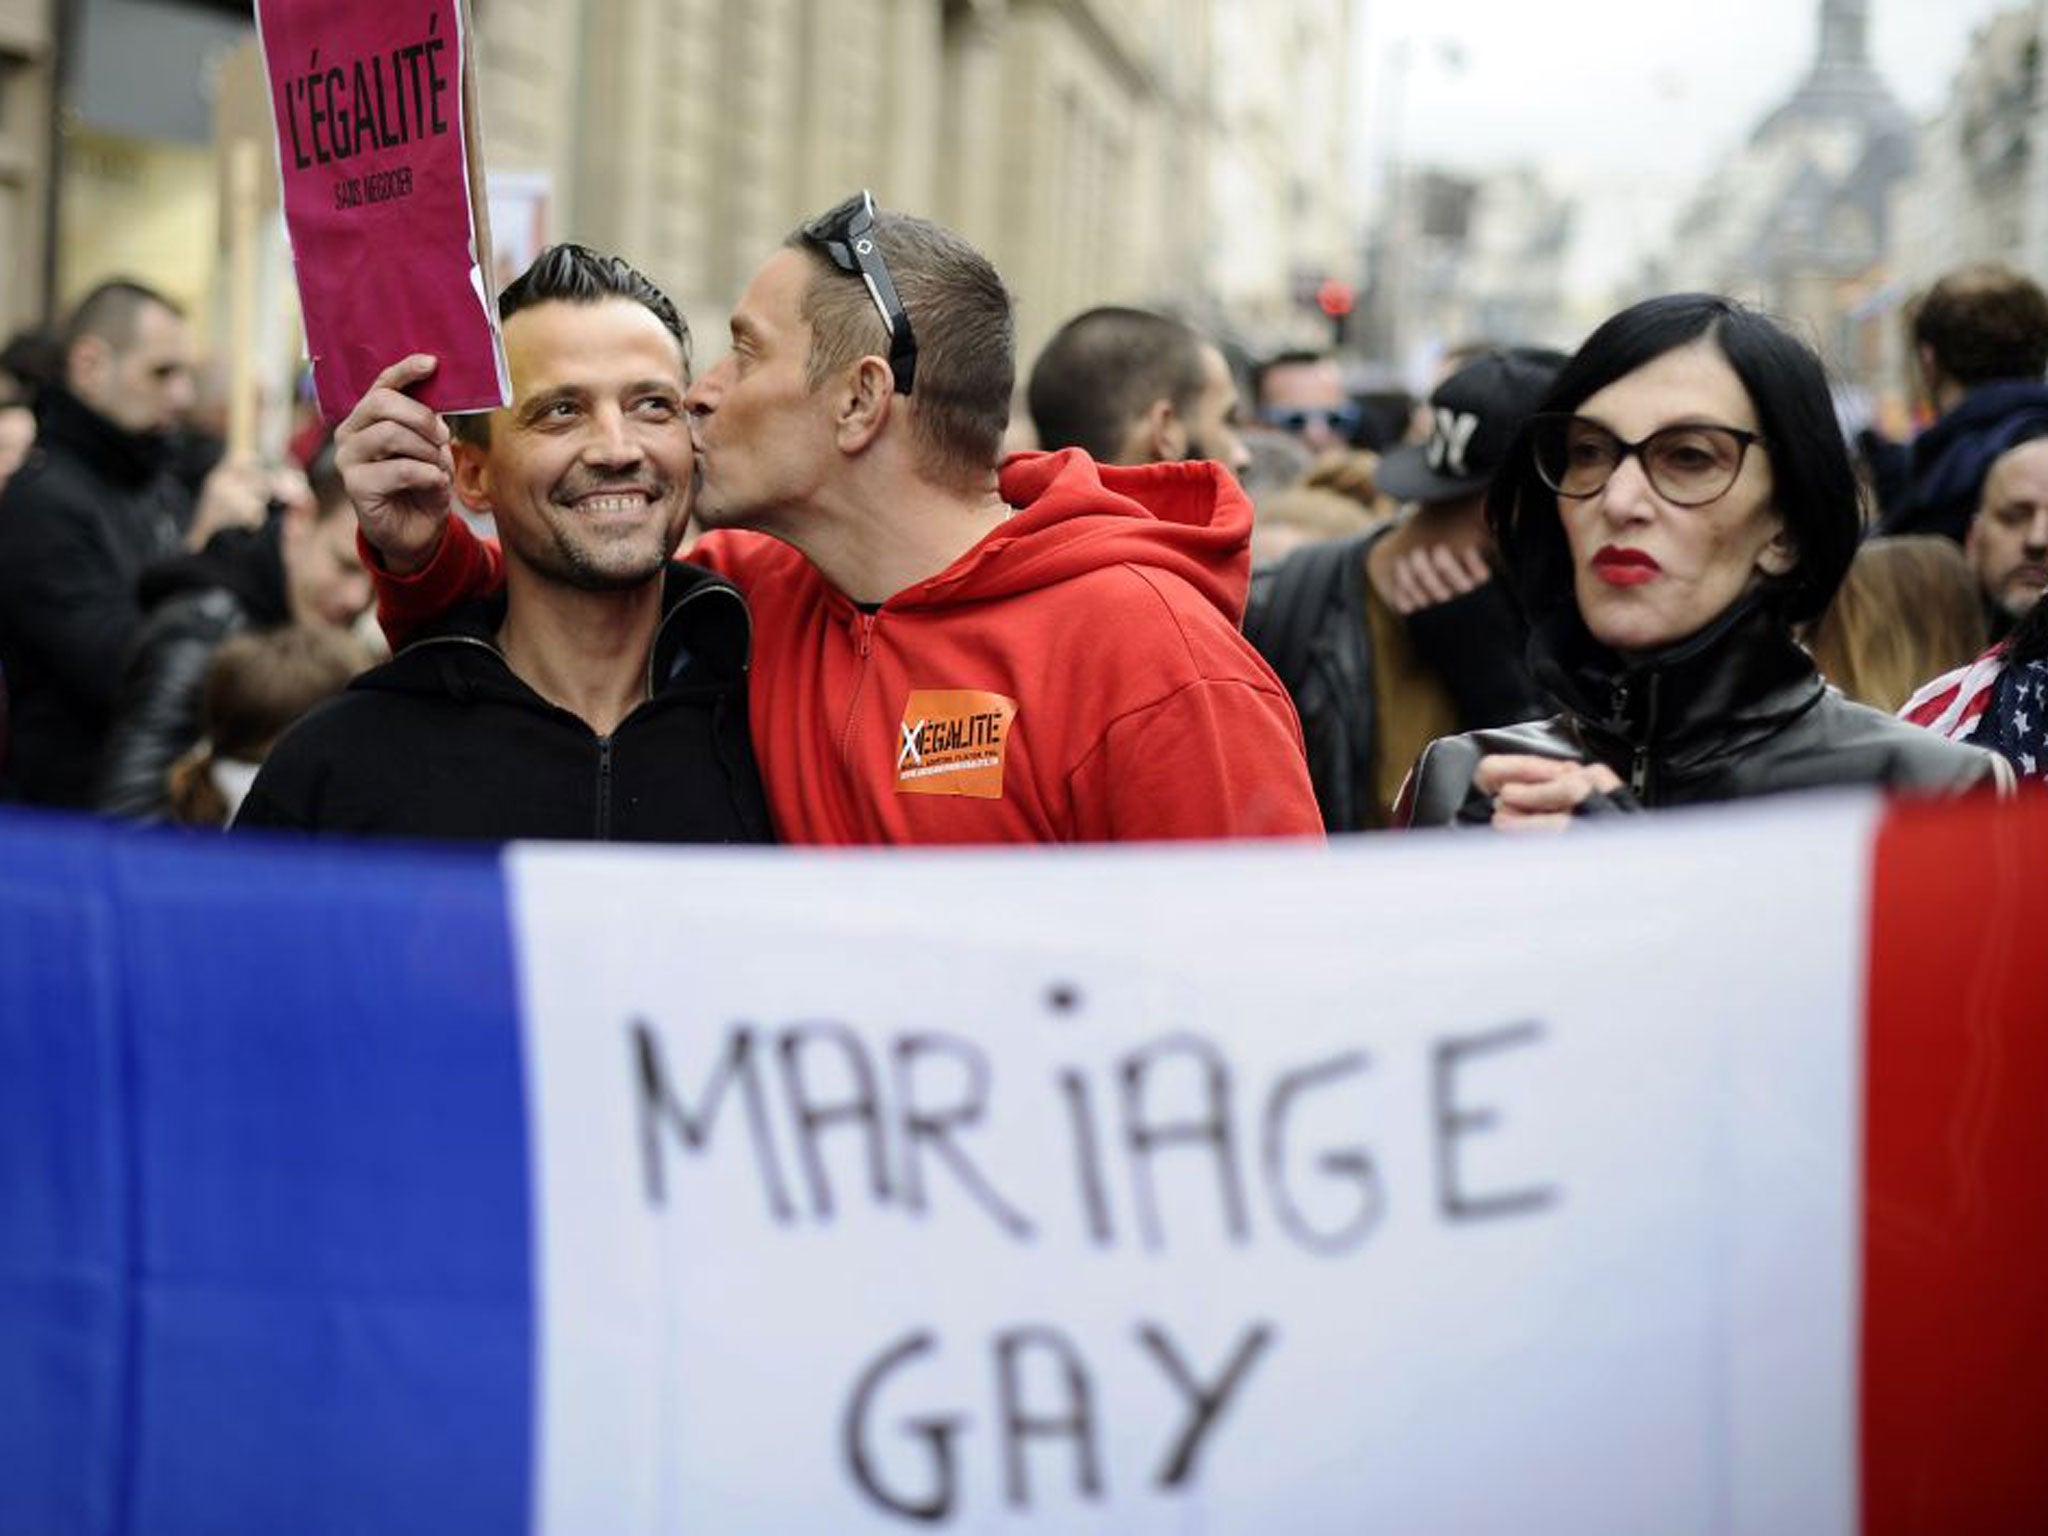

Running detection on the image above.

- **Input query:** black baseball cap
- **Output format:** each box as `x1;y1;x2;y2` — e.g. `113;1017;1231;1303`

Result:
1376;346;1568;504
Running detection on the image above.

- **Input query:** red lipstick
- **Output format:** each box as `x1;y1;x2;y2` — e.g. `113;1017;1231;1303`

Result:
1592;546;1661;587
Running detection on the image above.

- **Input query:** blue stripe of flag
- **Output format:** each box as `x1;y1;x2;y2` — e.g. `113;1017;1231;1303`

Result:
0;811;533;1536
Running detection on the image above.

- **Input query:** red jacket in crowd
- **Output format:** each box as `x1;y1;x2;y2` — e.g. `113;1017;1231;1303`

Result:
370;449;1324;845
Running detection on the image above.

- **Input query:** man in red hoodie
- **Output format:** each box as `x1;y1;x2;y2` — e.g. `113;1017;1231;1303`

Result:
343;196;1320;844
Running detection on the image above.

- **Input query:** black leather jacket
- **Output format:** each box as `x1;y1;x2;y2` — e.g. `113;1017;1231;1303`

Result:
1401;592;2004;826
97;523;292;821
1245;522;1544;831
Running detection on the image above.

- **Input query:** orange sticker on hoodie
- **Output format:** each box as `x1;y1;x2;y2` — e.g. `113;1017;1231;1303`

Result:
895;690;1019;799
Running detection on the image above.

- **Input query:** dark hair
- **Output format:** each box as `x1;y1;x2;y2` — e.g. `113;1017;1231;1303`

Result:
62;279;182;355
452;244;691;445
1026;306;1208;462
1251;349;1335;407
0;327;63;408
1912;264;2048;387
1488;292;1860;630
785;205;1013;487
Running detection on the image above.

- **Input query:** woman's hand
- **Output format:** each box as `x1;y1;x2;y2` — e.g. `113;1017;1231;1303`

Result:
1472;753;1624;831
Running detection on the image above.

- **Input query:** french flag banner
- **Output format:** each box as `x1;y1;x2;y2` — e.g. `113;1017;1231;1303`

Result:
2;792;2042;1535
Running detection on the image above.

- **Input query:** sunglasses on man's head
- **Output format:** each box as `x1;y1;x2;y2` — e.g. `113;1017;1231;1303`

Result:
799;190;918;395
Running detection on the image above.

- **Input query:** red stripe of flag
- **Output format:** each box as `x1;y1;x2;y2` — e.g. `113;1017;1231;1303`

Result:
1864;787;2048;1533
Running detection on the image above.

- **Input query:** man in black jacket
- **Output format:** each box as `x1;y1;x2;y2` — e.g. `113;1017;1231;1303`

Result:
97;444;373;820
0;280;275;805
1244;348;1562;831
236;246;771;844
1881;264;2048;544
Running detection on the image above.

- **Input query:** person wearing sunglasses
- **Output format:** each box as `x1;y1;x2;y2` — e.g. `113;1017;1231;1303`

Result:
1245;347;1561;832
1398;293;2004;829
348;194;1322;844
1252;351;1362;453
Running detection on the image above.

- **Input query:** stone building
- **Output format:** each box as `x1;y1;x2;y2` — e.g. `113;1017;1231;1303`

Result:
468;0;1358;364
1660;0;1915;384
0;0;55;337
1890;2;2048;293
1365;163;1574;378
12;2;1357;383
1205;0;1357;350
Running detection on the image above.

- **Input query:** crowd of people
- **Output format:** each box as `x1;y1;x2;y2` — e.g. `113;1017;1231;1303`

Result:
2;198;2044;847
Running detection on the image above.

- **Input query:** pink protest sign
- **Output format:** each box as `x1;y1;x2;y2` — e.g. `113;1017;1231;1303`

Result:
256;0;509;423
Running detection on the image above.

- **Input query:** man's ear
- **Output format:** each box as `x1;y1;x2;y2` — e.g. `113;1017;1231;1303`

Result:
67;337;110;400
834;357;895;453
1116;398;1183;465
451;436;492;511
1146;398;1188;463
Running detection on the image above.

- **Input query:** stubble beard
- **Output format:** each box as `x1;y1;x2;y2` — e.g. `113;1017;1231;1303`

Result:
533;531;672;592
520;476;682;592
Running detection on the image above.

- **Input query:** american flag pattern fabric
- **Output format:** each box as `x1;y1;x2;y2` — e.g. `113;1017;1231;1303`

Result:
1900;647;2005;741
1970;657;2048;780
1900;647;2048;781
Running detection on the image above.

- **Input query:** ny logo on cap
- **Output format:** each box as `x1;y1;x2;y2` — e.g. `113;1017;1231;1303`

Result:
1426;408;1480;478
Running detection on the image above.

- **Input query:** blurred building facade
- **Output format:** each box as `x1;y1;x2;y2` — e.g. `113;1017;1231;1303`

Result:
1891;2;2048;292
1205;0;1357;351
0;0;54;338
471;0;1361;367
37;0;257;338
4;1;1361;381
1364;163;1574;381
1659;0;1915;387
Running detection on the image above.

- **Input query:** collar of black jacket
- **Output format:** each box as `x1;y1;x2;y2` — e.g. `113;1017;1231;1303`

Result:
367;560;752;705
36;382;176;487
1530;587;1825;772
136;519;290;624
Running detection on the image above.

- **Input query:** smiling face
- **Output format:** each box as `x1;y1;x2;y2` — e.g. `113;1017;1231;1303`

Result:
455;298;694;591
1555;340;1794;655
683;248;842;535
1967;438;2048;622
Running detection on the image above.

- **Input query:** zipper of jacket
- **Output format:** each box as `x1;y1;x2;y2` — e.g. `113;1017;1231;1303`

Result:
838;610;878;768
594;735;615;840
1608;675;1653;804
401;634;627;833
1628;672;1662;804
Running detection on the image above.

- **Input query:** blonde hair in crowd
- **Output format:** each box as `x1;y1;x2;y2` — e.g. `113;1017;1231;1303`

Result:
1806;536;1988;714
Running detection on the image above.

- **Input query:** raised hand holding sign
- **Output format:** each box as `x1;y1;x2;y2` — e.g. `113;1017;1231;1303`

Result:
256;0;508;423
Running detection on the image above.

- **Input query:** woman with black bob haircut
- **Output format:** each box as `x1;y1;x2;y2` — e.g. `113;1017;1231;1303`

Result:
1400;294;2004;828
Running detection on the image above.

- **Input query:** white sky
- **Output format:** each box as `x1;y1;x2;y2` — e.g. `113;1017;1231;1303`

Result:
1350;0;2026;297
